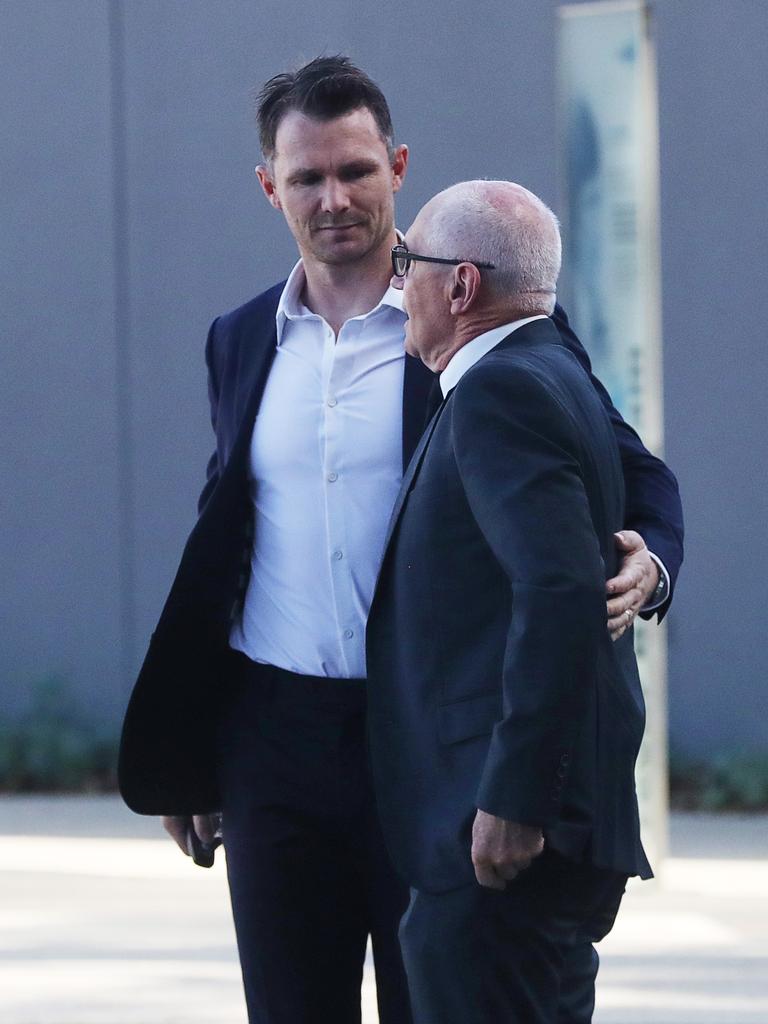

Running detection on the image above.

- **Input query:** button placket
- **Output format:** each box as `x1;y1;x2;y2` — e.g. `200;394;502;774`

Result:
324;319;356;674
323;323;343;480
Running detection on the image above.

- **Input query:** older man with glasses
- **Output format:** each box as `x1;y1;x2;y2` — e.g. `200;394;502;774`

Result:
367;179;652;1024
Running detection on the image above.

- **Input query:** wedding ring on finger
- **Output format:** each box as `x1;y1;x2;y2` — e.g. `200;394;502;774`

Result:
625;608;633;622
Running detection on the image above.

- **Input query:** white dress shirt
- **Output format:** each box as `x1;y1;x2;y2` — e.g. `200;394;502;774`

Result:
439;316;670;607
229;261;407;678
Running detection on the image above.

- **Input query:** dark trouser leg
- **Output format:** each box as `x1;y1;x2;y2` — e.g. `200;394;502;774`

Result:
399;848;627;1024
557;880;626;1023
365;792;413;1024
557;942;599;1023
217;661;411;1024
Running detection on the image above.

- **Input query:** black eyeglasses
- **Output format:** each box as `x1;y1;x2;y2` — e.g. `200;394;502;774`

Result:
391;243;496;278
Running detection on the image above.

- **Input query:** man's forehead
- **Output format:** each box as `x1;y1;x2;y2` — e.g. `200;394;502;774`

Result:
273;107;386;158
403;211;427;249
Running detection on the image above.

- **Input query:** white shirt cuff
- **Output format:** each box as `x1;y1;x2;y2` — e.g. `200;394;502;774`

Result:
643;552;670;611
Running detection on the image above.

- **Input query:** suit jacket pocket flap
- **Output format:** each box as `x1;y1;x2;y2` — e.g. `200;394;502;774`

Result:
438;692;500;745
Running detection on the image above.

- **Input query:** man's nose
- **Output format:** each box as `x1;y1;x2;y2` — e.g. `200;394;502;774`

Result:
320;178;351;213
390;273;404;290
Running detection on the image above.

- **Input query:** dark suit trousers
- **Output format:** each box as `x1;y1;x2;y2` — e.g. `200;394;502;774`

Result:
399;848;626;1024
216;656;412;1024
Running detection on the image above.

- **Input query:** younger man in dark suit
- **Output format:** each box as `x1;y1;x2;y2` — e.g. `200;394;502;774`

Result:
367;180;652;1023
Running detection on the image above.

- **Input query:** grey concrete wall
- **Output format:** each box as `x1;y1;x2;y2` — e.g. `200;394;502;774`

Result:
654;0;768;754
1;1;123;722
1;0;559;725
2;0;766;757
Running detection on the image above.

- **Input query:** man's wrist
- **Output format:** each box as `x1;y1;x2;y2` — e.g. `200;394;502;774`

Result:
643;552;670;610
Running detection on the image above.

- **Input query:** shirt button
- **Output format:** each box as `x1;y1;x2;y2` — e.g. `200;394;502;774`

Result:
327;397;338;407
332;550;343;561
327;472;338;482
343;629;354;639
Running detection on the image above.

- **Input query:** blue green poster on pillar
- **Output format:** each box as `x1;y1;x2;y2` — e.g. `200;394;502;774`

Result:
558;0;668;870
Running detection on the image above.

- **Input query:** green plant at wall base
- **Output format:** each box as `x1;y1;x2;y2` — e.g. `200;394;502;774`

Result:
0;676;118;792
669;749;768;811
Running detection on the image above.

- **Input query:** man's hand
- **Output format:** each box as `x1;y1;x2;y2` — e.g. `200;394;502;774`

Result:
162;814;221;856
471;809;544;890
606;530;660;641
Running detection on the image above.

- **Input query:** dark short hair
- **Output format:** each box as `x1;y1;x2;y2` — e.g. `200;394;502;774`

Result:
256;55;394;161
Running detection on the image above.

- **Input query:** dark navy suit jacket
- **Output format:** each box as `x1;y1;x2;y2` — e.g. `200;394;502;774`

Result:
366;318;652;892
118;286;683;816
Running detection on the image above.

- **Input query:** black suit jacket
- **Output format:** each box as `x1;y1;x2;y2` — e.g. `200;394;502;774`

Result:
366;318;652;893
118;287;682;816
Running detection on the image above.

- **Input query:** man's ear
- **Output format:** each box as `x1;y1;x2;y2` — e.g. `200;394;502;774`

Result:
256;164;282;211
449;264;481;315
391;144;409;194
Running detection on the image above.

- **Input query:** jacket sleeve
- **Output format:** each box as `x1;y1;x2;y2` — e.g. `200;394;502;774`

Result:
197;316;221;515
552;303;684;618
451;360;606;826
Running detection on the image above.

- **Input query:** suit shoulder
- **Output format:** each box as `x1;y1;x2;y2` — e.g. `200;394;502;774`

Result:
452;345;591;454
207;280;286;367
457;344;568;410
474;339;597;402
216;280;286;333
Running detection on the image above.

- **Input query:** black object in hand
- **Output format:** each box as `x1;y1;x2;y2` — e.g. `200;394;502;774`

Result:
186;822;222;868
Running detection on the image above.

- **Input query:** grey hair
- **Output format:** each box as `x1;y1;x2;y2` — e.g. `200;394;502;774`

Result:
418;181;562;315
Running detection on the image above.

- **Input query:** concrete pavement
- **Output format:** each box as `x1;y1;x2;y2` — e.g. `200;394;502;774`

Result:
0;797;766;1023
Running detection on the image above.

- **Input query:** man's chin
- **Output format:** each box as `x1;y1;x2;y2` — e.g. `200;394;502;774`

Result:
403;326;418;360
313;240;374;266
404;331;435;370
309;224;389;267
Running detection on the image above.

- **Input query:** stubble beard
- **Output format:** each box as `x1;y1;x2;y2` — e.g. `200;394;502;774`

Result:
307;206;394;269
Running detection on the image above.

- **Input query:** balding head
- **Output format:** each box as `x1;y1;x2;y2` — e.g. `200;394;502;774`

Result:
414;180;561;316
394;180;562;371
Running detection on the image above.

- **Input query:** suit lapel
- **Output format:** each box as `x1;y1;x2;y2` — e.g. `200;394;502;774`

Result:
402;353;435;472
224;292;282;482
382;391;451;555
234;288;283;430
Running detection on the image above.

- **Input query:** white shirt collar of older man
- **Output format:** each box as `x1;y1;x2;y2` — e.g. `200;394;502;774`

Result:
276;259;404;343
439;315;549;398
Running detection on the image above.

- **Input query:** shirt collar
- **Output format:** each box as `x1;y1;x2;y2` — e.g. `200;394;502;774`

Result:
439;315;549;397
275;259;405;346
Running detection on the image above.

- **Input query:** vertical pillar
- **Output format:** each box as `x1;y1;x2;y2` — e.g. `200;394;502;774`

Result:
557;0;668;870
